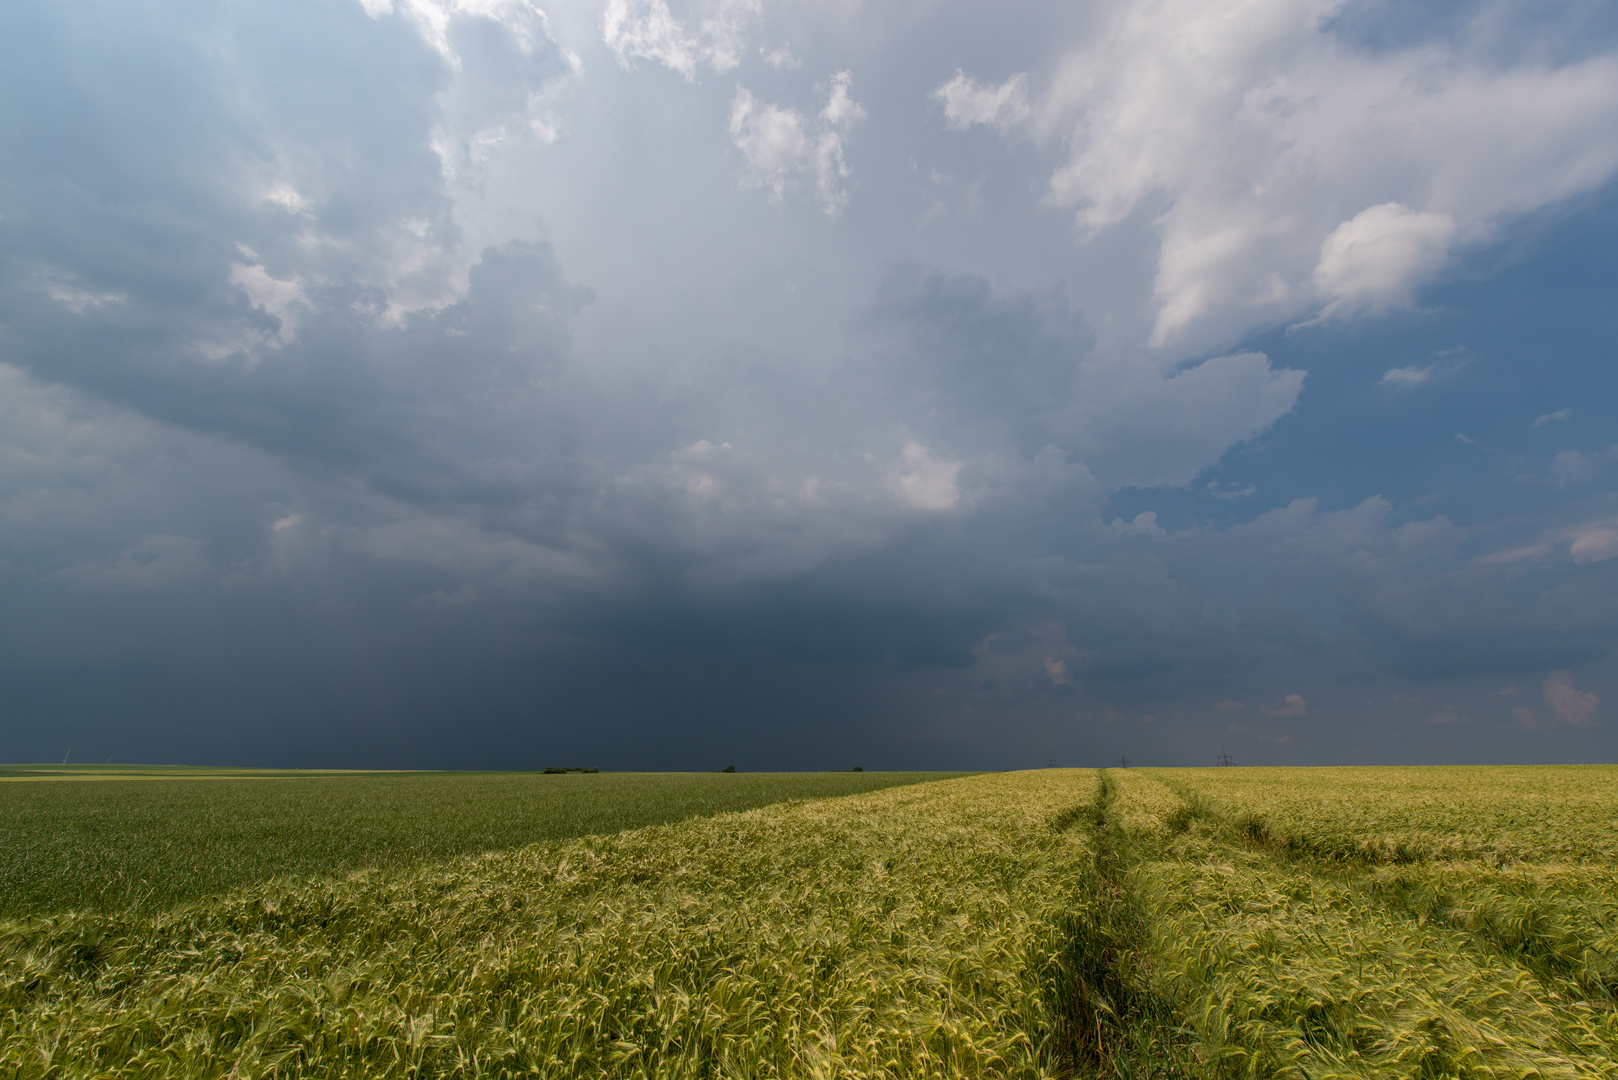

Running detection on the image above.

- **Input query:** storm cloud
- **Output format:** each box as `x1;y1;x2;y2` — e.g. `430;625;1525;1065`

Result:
3;0;1618;769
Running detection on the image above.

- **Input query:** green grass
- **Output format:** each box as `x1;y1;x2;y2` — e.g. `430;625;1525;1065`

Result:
0;768;964;917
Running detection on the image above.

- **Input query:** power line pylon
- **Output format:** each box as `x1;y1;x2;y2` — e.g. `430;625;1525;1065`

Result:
1216;750;1236;767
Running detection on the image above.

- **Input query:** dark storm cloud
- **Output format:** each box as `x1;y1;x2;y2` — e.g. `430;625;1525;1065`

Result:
3;0;1618;768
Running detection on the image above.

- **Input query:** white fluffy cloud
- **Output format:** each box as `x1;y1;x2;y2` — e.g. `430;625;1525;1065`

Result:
729;88;808;200
364;0;579;186
890;441;964;512
933;72;1030;130
729;71;864;215
1312;203;1457;317
1568;524;1618;564
601;0;759;78
362;0;556;62
941;0;1618;351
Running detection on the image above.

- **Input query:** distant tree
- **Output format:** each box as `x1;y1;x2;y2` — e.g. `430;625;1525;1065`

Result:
722;765;736;773
850;766;863;772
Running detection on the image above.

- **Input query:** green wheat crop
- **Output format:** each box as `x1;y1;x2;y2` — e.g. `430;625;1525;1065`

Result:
0;769;964;917
10;764;1618;1079
1107;767;1618;1078
1151;764;1618;862
1;770;1097;1079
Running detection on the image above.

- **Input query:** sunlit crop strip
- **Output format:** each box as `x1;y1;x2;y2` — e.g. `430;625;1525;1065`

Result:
1110;768;1618;1078
0;770;966;916
1147;764;1618;1002
1;770;1096;1079
1152;765;1618;1042
1151;764;1618;862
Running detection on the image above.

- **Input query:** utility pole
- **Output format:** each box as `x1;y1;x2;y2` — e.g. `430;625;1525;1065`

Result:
1045;757;1057;768
1116;755;1131;768
1216;750;1236;767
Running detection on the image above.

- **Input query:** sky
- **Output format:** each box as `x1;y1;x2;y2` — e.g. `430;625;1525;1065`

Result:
3;0;1618;770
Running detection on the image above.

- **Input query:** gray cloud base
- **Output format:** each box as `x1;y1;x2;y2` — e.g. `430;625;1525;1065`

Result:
2;0;1617;768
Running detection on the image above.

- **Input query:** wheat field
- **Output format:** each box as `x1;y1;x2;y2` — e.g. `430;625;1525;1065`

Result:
0;769;962;916
1;771;1099;1078
4;765;1617;1078
1118;766;1618;1079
